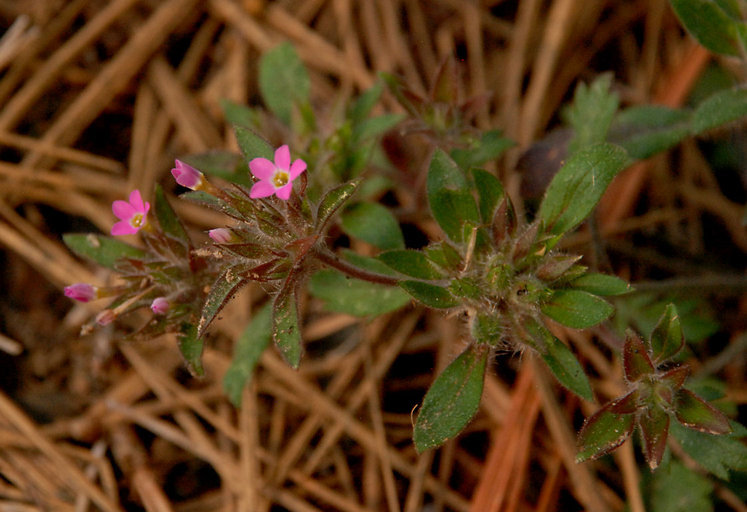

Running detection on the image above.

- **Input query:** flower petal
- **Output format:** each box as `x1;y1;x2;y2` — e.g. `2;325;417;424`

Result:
112;200;136;221
289;159;307;179
274;145;291;170
250;181;277;198
129;190;145;211
111;220;138;235
249;158;276;179
275;182;293;200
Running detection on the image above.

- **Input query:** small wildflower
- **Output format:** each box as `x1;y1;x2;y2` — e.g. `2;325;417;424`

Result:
208;228;234;244
111;190;150;236
150;297;170;315
64;283;97;302
171;160;204;190
249;145;306;200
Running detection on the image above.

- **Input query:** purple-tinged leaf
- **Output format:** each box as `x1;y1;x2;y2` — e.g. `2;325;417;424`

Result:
577;398;636;462
535;254;583;282
639;406;670;469
315;179;361;231
658;365;690;394
675;389;732;435
272;278;302;368
650;303;684;364
608;390;640;414
197;265;250;338
490;195;516;245
623;331;654;382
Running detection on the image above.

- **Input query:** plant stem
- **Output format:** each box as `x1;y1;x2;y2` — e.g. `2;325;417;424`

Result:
313;248;400;286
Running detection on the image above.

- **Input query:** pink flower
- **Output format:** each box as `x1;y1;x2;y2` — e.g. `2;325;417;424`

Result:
64;283;97;302
150;297;170;315
208;228;234;244
111;190;150;236
249;145;306;200
171;160;204;190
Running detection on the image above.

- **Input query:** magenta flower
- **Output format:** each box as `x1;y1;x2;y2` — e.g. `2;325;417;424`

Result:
111;190;150;236
150;297;170;315
249;145;306;200
64;283;97;302
171;160;204;190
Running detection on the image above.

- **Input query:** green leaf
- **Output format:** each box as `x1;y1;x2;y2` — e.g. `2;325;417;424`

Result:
568;272;630;296
692;88;747;135
197;266;249;338
180;190;242;218
538;143;629;235
670;420;747;479
181;150;251;187
259;42;311;125
272;280;302;368
354;114;405;142
223;303;272;406
541;289;614;328
675;389;732;435
670;0;741;56
220;98;259;128
414;345;488;452
308;269;410;317
177;323;204;377
650;303;684;364
471;168;504;224
315;179;360;231
379;249;444;280
611;105;692;159
63;233;147;269
424;241;463;272
427;149;481;244
450;130;514;169
526;319;594;400
564;74;619;155
399;281;460;309
234;126;274;163
349;81;383;125
576;395;636;462
644;460;714;512
154;185;189;246
341;202;404;250
639;406;671;470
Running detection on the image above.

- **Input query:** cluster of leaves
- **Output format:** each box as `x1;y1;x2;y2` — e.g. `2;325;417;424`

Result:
62;26;747;489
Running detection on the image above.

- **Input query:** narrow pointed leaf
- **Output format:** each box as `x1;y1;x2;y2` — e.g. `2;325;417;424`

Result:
471;168;505;224
414;345;488;452
451;130;514;169
675;389;732;435
670;0;741;56
427;149;480;243
623;332;655;382
198;266;250;338
541;289;614;328
341;202;404;250
424;241;463;271
315;179;360;230
568;272;630;296
538;143;629;235
577;399;635;462
223;303;272;406
234;126;274;163
63;233;147;269
610;105;692;159
541;334;594;401
379;249;444;280
177;323;204;377
154;185;189;246
639;406;671;470
272;280;302;368
399;281;459;309
650;303;684;364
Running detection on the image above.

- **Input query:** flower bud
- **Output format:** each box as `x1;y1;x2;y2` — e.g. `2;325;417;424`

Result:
95;309;116;326
64;283;97;302
171;160;204;190
208;228;235;244
150;297;170;315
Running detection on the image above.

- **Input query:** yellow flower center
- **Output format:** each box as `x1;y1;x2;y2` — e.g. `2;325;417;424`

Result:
272;170;289;188
131;213;144;228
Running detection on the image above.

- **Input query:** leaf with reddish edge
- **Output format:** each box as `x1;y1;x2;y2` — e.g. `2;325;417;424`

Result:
675;389;732;435
197;265;251;339
577;395;636;462
650;303;684;364
272;277;303;368
623;331;654;382
658;365;690;397
608;389;640;414
639;406;671;469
